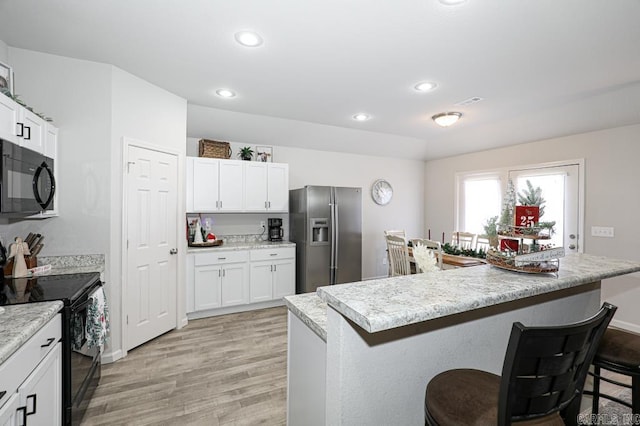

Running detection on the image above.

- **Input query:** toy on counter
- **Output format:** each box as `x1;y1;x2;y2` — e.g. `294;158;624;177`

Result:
8;237;30;277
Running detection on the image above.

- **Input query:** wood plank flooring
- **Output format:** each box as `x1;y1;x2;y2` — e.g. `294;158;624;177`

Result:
83;306;288;426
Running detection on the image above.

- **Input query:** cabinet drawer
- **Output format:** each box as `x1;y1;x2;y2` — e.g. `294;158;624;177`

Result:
250;247;295;262
0;314;61;409
194;250;248;266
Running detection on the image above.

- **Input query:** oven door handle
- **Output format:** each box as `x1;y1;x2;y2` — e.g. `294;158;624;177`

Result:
32;161;56;210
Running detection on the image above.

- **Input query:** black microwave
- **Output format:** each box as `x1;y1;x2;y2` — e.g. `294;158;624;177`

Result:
0;139;55;216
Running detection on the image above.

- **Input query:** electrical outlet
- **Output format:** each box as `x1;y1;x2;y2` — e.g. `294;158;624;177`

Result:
260;221;266;229
591;226;614;238
382;257;387;265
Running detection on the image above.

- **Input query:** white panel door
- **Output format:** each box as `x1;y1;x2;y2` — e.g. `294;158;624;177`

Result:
19;109;45;154
508;164;582;253
221;263;248;306
244;162;268;211
126;144;178;351
194;265;222;311
0;94;20;143
218;160;244;211
267;163;289;211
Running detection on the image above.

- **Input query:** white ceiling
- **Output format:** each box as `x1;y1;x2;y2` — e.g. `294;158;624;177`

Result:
1;0;639;160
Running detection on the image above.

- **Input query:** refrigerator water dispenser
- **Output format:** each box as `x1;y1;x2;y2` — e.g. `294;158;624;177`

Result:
310;218;329;245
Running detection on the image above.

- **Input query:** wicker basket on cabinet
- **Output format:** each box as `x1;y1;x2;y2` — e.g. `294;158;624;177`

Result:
198;139;232;159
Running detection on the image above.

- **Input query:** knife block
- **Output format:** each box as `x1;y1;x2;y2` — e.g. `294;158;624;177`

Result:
3;256;37;277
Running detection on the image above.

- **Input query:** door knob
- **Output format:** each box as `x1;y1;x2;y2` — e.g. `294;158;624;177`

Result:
169;248;178;255
569;234;576;239
569;244;576;250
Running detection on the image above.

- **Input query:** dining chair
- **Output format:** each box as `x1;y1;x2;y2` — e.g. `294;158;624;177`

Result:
583;327;640;415
385;234;411;276
410;238;443;271
476;235;491;252
425;303;617;426
384;229;406;239
451;231;477;250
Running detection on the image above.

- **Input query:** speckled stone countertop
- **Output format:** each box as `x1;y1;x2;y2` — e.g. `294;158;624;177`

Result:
284;293;328;341
317;253;640;334
0;301;63;364
37;254;105;275
187;240;295;254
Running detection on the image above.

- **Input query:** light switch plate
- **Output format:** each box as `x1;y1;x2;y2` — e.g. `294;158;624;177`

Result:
591;226;614;238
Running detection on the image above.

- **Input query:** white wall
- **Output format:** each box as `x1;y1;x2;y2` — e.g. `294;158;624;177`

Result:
110;67;187;358
424;124;640;331
187;132;425;279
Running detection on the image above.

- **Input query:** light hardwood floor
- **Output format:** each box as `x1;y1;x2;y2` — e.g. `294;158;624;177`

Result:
83;307;288;426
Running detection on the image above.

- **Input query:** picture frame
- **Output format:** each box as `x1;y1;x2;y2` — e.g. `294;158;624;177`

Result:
256;146;273;162
0;61;14;96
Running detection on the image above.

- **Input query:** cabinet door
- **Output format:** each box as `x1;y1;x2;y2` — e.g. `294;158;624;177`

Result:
221;262;248;306
44;124;58;160
250;262;273;303
244;162;268;211
273;259;295;299
0;392;19;426
19;109;45;154
192;158;220;212
0;94;20;144
218;160;244;211
267;163;289;212
17;343;62;426
194;265;222;310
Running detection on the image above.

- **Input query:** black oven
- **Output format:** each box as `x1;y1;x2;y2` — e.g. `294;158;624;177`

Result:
0;138;55;216
0;272;103;425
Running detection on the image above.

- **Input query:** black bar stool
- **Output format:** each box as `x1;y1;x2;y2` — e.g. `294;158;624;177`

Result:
584;328;640;414
424;303;616;426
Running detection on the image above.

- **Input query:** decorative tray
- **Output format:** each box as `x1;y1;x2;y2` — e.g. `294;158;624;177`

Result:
485;249;561;275
188;240;223;248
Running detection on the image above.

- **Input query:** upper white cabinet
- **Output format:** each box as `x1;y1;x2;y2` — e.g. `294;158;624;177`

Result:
0;95;55;156
244;162;289;212
187;157;289;213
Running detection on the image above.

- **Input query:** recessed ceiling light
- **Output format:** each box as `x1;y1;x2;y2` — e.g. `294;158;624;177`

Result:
432;112;462;127
216;89;236;98
414;81;438;92
439;0;467;5
353;113;371;121
234;31;264;47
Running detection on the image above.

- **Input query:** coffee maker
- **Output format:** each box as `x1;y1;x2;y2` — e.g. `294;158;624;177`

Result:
268;218;284;242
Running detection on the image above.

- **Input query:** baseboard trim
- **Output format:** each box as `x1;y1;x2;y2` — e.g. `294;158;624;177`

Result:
610;318;640;334
103;349;123;364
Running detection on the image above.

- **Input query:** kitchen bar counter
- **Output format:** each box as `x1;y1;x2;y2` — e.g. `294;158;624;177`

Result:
284;293;327;341
287;253;640;425
186;240;295;254
0;301;63;364
317;253;640;333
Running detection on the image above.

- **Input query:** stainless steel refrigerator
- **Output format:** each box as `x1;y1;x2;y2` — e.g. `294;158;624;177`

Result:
289;186;362;294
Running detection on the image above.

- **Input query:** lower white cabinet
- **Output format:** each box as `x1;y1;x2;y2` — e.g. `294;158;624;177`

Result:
187;246;296;316
0;314;62;426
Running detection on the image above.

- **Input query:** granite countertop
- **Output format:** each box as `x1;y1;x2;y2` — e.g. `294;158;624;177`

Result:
284;293;328;341
187;240;295;253
0;301;63;365
317;253;640;334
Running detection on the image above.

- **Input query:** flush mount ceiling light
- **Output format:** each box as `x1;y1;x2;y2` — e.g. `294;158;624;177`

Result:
439;0;467;5
432;112;462;127
352;113;371;121
215;88;236;98
414;81;437;92
234;31;264;47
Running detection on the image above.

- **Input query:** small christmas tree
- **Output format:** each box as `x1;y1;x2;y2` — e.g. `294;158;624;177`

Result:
499;179;516;227
517;180;545;218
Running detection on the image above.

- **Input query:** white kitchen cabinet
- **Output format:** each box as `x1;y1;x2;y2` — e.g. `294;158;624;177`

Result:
0;94;51;155
190;250;249;312
243;162;289;212
186;158;245;212
0;314;62;426
249;247;296;302
27;123;59;219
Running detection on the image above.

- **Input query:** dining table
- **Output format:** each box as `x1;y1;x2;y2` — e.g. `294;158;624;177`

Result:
408;246;486;269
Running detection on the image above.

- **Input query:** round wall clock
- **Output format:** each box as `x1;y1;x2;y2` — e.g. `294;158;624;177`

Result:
371;179;393;205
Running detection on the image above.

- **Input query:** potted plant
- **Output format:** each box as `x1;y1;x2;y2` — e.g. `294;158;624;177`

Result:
482;215;499;248
238;146;254;161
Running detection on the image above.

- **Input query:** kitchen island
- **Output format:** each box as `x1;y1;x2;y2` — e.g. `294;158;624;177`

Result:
285;253;640;425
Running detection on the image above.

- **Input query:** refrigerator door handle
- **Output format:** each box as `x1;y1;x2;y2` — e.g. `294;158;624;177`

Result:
329;188;336;285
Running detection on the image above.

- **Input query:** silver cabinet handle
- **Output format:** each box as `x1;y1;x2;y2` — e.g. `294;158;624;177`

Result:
169;248;178;255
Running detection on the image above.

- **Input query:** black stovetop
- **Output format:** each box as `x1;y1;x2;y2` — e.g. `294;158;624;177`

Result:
0;272;101;306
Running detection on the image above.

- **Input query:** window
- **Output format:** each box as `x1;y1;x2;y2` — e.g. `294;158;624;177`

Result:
457;174;502;235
